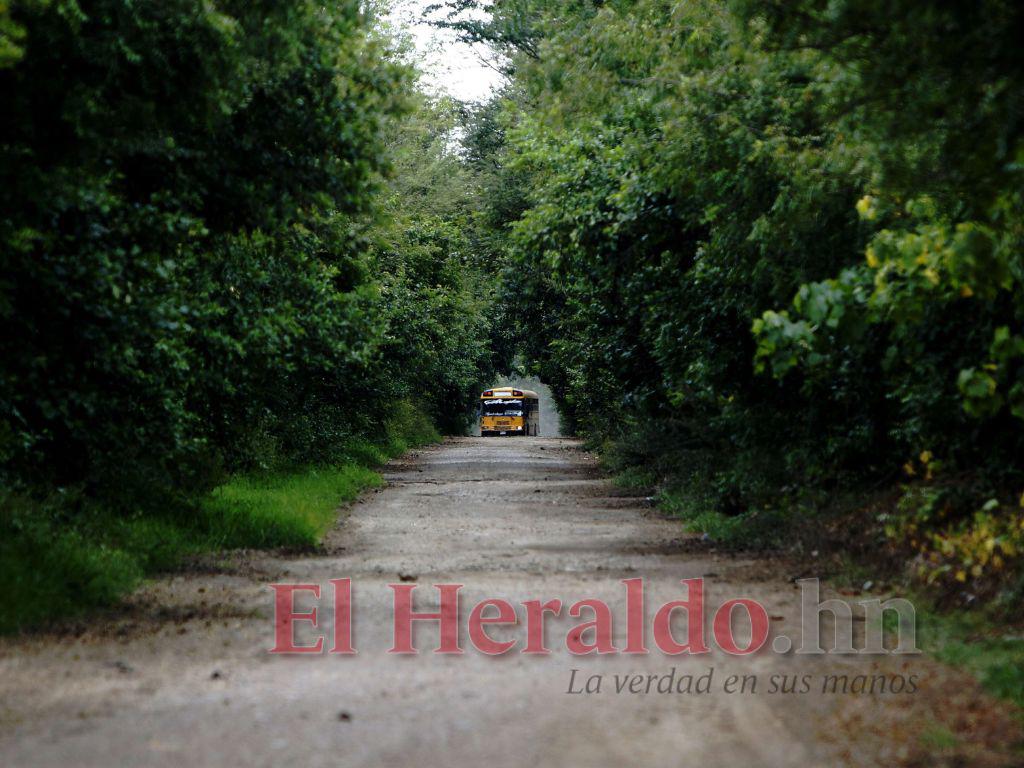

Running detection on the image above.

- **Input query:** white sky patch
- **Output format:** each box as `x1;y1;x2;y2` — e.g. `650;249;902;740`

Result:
385;0;504;102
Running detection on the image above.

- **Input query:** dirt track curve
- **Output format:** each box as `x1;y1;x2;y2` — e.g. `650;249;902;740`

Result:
0;438;1017;767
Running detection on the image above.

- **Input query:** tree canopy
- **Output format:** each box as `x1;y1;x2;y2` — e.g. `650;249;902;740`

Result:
0;0;498;506
455;0;1024;605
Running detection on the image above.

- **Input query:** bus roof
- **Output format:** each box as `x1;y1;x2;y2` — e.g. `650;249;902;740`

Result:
481;387;539;400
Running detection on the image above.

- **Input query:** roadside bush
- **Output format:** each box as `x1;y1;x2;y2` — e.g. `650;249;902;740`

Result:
0;400;442;633
1;3;496;503
0;3;497;630
0;0;408;503
454;0;1024;605
884;479;1024;613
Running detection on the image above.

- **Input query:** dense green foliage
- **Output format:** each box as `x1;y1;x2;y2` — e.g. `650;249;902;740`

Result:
369;94;505;433
0;1;495;499
452;0;1024;606
0;1;498;629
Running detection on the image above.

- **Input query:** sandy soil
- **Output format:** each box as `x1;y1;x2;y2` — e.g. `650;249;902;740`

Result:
0;438;1019;767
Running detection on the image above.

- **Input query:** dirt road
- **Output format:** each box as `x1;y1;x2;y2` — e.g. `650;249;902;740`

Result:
0;438;1016;766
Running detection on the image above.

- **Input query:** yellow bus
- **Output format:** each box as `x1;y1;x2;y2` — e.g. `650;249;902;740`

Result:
480;387;540;436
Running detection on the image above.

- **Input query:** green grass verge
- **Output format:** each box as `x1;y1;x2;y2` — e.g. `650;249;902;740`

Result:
918;607;1024;709
0;403;441;634
658;488;793;549
199;464;383;549
0;496;147;632
612;466;657;491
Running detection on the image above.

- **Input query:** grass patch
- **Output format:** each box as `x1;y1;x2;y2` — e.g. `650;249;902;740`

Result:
199;464;382;548
918;724;961;751
658;488;793;549
0;402;441;634
918;607;1024;709
0;497;144;632
825;556;1024;712
613;466;657;490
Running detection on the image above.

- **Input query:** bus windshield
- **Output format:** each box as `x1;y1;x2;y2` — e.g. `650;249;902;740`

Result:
482;398;523;416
